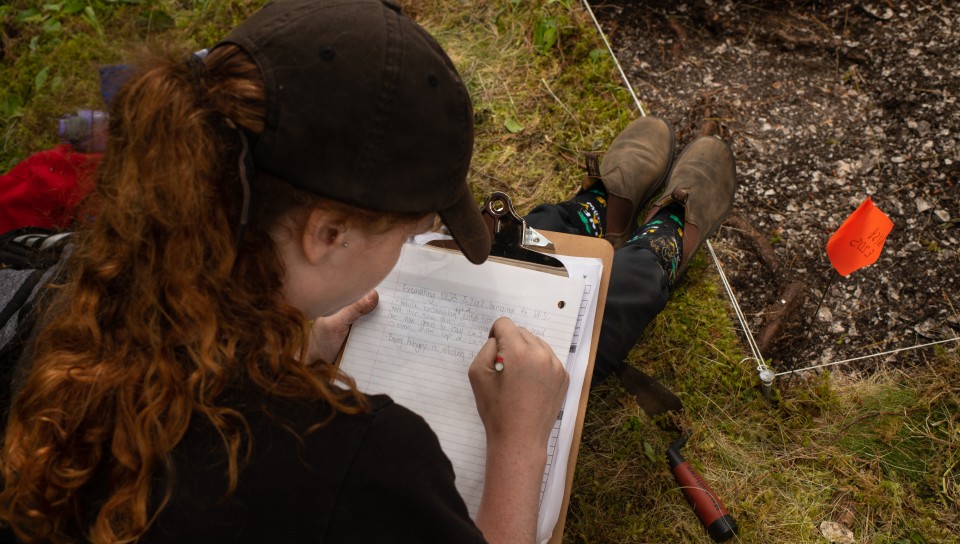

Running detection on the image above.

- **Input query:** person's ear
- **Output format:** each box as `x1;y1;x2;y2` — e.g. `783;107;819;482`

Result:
302;208;346;265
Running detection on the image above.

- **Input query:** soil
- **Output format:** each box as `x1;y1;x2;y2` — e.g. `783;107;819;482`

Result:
592;0;960;373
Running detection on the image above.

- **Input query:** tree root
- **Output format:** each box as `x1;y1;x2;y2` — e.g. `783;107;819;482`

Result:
759;281;807;354
726;215;779;275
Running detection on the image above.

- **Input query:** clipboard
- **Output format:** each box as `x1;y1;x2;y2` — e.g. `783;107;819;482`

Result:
338;192;612;543
430;192;613;543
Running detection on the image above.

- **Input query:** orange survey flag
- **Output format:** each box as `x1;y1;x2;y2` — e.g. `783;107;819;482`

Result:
826;197;894;276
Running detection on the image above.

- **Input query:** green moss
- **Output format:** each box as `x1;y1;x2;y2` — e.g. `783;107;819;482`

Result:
417;0;634;216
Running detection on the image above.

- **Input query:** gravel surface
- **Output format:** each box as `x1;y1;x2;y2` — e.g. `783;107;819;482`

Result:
594;0;959;372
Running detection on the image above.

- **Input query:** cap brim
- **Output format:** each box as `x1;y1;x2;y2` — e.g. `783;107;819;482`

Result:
438;189;490;265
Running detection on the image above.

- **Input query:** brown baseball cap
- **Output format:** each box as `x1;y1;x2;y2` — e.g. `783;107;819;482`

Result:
217;0;489;264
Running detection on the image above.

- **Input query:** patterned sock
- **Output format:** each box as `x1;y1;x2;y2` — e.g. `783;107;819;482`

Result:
626;202;685;285
558;180;608;237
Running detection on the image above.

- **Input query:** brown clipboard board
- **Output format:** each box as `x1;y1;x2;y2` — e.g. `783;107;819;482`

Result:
436;192;613;542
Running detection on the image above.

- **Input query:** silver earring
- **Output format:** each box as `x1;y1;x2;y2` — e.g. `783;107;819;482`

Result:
342;242;349;248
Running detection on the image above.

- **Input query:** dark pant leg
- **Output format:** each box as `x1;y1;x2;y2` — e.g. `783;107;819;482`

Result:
525;203;586;235
593;246;668;384
525;204;669;386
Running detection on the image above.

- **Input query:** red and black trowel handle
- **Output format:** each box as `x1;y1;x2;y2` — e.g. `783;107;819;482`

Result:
666;434;738;542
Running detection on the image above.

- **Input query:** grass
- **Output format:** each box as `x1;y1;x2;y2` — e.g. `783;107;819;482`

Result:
2;1;958;542
402;0;636;213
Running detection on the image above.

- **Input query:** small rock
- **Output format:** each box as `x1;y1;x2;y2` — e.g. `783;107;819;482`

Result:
888;285;900;301
819;521;854;544
900;241;922;256
820;347;836;365
913;319;938;337
915;197;934;212
863;5;894;20
934;209;951;222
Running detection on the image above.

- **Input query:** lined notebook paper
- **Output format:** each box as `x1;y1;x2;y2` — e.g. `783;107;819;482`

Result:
339;243;584;518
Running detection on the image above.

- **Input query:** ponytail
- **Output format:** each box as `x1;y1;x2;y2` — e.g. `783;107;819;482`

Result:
0;45;368;543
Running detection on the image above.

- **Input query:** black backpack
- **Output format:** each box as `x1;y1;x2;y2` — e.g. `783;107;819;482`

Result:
0;227;72;419
0;228;72;344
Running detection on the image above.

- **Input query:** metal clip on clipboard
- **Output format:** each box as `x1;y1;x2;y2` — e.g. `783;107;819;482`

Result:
481;192;565;270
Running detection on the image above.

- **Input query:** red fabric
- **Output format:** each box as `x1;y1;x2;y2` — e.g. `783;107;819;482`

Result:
0;144;101;234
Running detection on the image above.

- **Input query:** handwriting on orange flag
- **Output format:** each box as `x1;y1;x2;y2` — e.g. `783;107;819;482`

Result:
826;197;894;277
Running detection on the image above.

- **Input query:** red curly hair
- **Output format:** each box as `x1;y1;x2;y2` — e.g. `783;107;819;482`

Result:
0;45;423;543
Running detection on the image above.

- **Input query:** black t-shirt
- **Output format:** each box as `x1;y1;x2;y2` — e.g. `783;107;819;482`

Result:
143;392;486;543
2;391;487;543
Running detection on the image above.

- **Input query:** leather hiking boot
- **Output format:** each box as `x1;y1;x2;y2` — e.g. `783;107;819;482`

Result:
643;136;737;279
599;115;674;248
